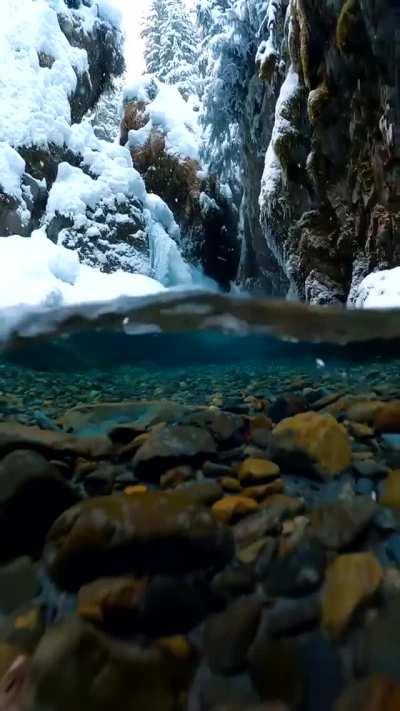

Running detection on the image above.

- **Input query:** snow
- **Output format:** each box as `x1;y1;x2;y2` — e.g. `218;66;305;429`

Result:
351;268;400;309
124;76;199;161
0;232;164;309
259;65;300;221
0;0;91;148
0;144;26;199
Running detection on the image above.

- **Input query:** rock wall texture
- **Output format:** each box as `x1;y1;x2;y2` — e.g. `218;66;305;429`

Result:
240;0;400;304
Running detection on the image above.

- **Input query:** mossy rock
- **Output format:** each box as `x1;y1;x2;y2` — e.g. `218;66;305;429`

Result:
336;0;362;53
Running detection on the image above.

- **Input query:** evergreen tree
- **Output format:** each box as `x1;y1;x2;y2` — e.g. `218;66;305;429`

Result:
142;0;199;100
141;0;168;76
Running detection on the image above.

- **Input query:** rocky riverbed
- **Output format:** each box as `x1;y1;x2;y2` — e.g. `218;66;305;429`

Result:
2;364;400;709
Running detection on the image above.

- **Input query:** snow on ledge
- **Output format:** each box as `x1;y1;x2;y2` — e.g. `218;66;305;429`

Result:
350;268;400;309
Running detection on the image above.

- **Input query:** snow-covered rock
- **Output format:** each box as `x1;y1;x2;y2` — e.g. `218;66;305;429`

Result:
351;268;400;309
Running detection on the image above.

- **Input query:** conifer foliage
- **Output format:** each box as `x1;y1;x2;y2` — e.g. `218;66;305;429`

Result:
142;0;199;100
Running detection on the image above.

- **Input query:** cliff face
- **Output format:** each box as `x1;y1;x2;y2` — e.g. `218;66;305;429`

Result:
240;0;399;304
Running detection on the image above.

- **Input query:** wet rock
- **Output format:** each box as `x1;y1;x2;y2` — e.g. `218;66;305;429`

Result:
0;557;40;614
132;425;216;479
182;409;244;444
352;460;388;479
202;596;262;674
254;538;278;579
265;594;321;635
77;577;148;625
212;496;258;524
141;574;214;636
248;637;304;707
0;423;112;460
45;491;234;590
82;462;116;496
23;617;193;711
238;458;280;484
237;538;269;565
160;465;193;489
211;565;255;602
335;675;400;711
310;498;377;550
380;470;400;510
322;552;383;638
358;596;400;681
243;480;285;501
374;403;400;433
60;400;191;437
268;395;308;423
348;421;375;439
175;481;223;507
0;449;78;561
272;413;352;480
0;642;24;680
188;665;259;711
233;497;302;549
221;476;242;493
263;539;326;597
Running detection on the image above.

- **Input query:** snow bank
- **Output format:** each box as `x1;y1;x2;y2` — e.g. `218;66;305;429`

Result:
351;268;400;309
0;0;120;149
0;144;26;199
0;232;164;309
124;76;199;161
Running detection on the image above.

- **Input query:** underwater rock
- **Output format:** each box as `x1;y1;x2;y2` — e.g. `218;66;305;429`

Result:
380;470;400;510
263;538;326;598
0;423;113;460
237;458;280;484
0;557;40;615
211;496;259;525
272;412;352;480
0;449;78;561
77;577;148;626
202;596;262;675
45;491;234;590
334;675;400;711
322;552;383;638
22;617;193;711
374;402;400;434
132;425;217;479
310;498;377;550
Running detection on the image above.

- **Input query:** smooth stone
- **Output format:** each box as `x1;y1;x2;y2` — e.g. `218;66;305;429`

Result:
380;469;400;510
272;412;352;481
132;425;217;479
0;557;40;614
263;539;326;597
0;449;78;561
237;458;280;484
23;617;193;711
202;596;262;674
212;496;258;524
45;491;234;591
310;498;377;550
352;460;388;479
322;552;383;638
334;675;400;711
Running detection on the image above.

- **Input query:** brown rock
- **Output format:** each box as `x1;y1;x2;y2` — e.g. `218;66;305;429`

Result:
22;617;193;711
183;409;244;443
124;485;148;496
243;479;285;501
233;496;304;548
0;423;112;460
237;538;268;565
345;400;384;425
380;469;400;510
212;496;258;524
203;596;262;674
78;577;148;623
310;498;377;550
322;552;383;637
374;402;400;433
132;425;216;479
238;458;280;484
347;421;375;439
334;675;400;711
220;477;242;493
272;412;352;480
160;465;193;489
45;491;233;590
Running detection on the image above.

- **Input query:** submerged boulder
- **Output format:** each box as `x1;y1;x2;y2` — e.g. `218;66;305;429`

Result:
45;491;234;590
272;412;352;480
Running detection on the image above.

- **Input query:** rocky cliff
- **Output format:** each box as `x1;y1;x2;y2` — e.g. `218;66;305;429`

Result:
240;0;399;304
